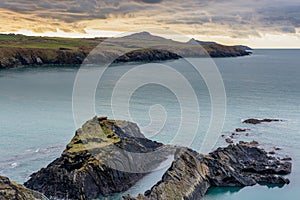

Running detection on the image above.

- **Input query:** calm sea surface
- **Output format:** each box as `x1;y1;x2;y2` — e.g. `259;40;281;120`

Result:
0;49;299;199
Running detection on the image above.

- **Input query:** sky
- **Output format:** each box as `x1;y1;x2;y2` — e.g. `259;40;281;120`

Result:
0;0;299;48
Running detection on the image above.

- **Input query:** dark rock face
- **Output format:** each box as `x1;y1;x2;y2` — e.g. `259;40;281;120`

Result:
114;48;181;63
243;118;283;124
0;48;89;69
124;142;291;200
0;175;46;200
25;117;174;200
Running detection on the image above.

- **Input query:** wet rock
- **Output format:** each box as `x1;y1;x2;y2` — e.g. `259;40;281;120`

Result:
269;151;276;155
25;116;175;200
281;157;292;161
125;142;291;200
0;175;46;200
243;118;283;124
242;140;259;147
235;128;250;132
225;138;234;144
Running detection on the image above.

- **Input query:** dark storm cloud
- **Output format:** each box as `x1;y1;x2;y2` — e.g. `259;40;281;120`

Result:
0;0;143;21
0;0;300;37
135;0;163;3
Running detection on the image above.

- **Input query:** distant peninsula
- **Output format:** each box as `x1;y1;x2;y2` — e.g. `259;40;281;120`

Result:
0;32;252;69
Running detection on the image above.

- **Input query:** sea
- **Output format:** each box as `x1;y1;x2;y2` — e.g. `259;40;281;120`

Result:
0;49;299;199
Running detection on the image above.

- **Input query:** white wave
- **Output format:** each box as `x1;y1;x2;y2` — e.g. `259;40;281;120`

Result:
10;162;18;168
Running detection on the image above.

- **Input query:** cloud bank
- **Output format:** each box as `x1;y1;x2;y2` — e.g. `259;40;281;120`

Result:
0;0;299;46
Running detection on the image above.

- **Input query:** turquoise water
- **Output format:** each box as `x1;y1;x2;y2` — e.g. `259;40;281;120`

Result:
0;50;299;199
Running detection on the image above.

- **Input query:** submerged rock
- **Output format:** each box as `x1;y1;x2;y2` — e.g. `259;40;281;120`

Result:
124;142;291;200
235;128;250;132
225;138;234;144
25;117;174;200
0;175;46;200
243;118;283;124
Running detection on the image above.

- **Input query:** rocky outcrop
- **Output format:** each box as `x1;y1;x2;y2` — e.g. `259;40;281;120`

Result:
235;128;250;132
0;175;46;200
124;142;291;200
24;117;174;200
24;116;291;200
243;118;283;124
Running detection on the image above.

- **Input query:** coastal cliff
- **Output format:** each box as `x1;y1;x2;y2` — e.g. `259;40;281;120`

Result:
0;32;251;69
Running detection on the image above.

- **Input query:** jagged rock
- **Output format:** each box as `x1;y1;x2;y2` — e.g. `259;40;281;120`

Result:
25;117;175;200
0;175;46;200
281;157;292;161
225;138;234;144
269;151;276;155
243;118;283;124
235;128;250;132
24;117;292;200
124;142;291;200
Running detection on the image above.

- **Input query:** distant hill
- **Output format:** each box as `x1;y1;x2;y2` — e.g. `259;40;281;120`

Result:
187;38;217;45
0;32;251;69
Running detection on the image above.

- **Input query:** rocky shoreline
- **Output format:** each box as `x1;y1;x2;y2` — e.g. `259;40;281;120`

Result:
1;116;291;200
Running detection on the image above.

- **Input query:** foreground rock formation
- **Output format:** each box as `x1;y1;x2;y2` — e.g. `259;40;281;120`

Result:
0;175;46;200
25;117;174;199
24;116;291;200
124;142;291;200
